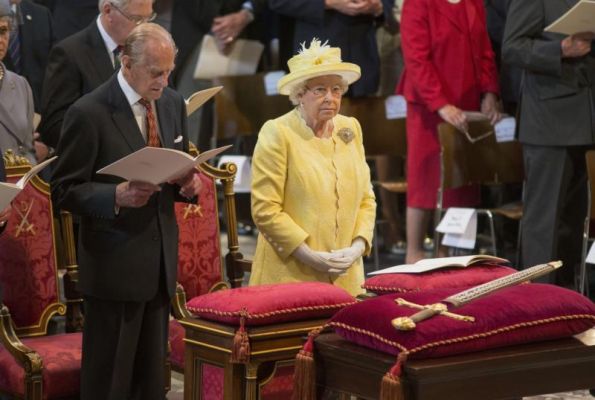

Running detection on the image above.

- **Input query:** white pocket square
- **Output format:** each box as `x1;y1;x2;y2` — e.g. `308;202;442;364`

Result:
174;135;183;143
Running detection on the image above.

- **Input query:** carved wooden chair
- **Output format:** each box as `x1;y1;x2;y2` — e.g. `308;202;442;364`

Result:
0;152;82;400
169;150;246;372
435;122;524;257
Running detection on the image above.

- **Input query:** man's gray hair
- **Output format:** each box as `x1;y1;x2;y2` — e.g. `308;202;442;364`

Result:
122;22;177;65
98;0;154;12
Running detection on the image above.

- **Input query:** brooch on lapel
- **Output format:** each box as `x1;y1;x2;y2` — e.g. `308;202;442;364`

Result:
338;127;354;144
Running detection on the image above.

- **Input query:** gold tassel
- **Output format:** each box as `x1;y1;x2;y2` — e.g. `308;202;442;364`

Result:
379;352;408;400
291;328;322;400
231;311;250;363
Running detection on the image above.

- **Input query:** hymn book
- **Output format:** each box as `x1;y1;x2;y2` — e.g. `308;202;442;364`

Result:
545;0;595;36
0;156;57;210
97;145;232;186
185;86;223;117
369;255;510;275
193;34;264;79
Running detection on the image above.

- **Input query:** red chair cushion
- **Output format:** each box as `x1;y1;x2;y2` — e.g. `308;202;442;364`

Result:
0;179;59;328
0;332;82;399
175;172;223;300
363;264;516;295
328;284;595;360
168;319;185;371
186;282;356;326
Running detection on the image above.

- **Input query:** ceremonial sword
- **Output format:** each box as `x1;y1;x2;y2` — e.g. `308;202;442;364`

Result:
392;261;563;331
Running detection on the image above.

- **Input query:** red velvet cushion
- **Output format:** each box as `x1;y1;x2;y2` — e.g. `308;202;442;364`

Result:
187;282;356;326
0;332;82;399
328;284;595;360
363;264;516;294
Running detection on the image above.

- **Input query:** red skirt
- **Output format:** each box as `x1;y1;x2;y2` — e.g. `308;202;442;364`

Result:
406;102;479;209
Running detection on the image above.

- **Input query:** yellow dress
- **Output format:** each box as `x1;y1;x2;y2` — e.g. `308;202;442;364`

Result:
249;109;376;295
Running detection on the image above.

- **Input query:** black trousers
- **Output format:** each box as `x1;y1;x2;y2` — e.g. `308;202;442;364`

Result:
80;282;170;400
521;144;591;287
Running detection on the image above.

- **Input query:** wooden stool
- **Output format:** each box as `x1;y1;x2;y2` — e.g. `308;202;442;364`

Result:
181;316;327;400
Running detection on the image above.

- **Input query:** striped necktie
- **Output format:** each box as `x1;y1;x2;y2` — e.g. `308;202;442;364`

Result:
8;28;21;74
138;99;161;147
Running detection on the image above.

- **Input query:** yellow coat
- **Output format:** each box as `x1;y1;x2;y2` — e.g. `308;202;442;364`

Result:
249;109;376;295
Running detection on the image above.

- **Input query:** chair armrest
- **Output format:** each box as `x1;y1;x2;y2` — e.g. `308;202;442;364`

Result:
171;283;192;320
0;305;43;374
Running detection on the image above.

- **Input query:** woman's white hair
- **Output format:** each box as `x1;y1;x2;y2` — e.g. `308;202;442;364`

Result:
288;76;348;106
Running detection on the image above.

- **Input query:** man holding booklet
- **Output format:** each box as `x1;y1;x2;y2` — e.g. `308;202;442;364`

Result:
503;0;595;289
51;24;201;400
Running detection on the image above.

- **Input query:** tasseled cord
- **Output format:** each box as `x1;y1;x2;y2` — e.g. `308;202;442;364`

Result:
291;327;322;400
231;310;250;363
380;352;408;400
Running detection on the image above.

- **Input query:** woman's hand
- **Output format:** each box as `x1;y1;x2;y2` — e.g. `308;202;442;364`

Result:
438;104;468;133
329;238;366;267
292;243;351;275
480;92;502;125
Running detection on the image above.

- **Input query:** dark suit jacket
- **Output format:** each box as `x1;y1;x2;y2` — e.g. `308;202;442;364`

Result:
51;75;190;301
48;0;98;42
502;0;595;146
39;21;115;148
2;0;54;112
269;0;393;96
170;0;267;86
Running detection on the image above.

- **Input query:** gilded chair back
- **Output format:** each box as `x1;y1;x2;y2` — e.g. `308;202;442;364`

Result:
0;155;63;335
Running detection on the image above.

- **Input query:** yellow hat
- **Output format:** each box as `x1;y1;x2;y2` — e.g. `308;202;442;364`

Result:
277;39;361;96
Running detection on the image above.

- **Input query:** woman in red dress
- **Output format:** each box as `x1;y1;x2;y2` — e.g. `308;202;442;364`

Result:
397;0;501;263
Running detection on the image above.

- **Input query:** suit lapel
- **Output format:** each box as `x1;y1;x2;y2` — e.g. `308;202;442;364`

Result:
156;95;175;149
107;77;146;152
563;0;579;8
86;23;115;83
434;0;465;33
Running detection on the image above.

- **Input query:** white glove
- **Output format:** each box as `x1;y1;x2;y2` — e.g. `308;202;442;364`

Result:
328;238;366;267
292;243;351;275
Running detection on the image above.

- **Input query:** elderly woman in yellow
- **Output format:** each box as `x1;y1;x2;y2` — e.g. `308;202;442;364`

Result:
249;39;376;296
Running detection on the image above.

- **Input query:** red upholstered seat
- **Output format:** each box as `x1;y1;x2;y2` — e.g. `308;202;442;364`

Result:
0;157;83;400
0;333;82;399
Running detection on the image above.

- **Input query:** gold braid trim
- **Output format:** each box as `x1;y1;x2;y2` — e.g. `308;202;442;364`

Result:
188;301;357;320
408;314;595;355
361;285;416;294
328;314;595;356
327;321;410;353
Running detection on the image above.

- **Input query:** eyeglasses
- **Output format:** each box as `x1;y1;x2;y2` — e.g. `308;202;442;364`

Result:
305;85;344;98
110;2;156;25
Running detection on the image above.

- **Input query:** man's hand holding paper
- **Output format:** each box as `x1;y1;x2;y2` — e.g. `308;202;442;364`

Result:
562;32;593;58
169;168;203;199
115;181;161;209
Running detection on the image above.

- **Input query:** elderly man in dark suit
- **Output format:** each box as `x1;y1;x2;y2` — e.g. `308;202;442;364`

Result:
2;0;54;112
39;0;154;149
51;23;201;400
502;0;595;289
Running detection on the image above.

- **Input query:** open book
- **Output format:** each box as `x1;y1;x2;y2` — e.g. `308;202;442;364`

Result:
185;86;223;117
545;0;595;36
368;255;510;275
193;34;264;80
96;145;232;186
0;156;57;210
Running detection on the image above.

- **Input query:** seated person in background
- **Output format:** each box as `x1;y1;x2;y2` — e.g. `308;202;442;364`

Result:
0;0;39;165
249;39;376;296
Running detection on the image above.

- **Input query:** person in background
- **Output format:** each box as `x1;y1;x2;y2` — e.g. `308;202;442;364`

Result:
2;0;54;113
397;0;501;263
270;0;395;97
503;0;595;289
39;0;155;149
249;39;376;296
51;23;202;399
0;0;41;165
0;147;10;235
